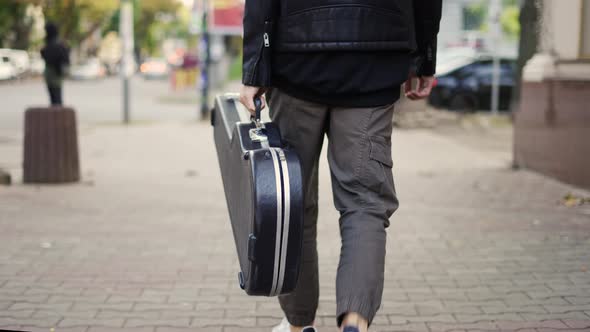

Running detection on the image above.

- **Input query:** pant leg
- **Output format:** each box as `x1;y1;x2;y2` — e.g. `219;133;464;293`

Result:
327;103;399;327
267;89;329;327
48;85;63;106
54;86;63;105
47;83;56;105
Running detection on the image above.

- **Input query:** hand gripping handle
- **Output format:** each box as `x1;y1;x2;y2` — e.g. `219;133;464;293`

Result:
251;97;263;128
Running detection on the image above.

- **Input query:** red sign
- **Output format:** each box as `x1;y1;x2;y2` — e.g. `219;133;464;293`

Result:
210;0;244;35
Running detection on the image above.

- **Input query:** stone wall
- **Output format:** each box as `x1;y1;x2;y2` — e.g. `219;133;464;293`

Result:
514;79;590;189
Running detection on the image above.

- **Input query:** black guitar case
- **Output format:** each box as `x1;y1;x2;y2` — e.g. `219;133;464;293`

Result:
212;94;304;296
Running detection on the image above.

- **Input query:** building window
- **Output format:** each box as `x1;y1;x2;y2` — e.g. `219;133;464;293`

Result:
582;0;590;58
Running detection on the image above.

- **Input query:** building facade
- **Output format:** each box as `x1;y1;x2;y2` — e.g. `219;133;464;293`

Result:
514;0;590;189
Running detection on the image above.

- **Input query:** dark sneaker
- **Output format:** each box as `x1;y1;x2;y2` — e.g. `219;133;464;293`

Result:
302;328;317;332
342;327;360;332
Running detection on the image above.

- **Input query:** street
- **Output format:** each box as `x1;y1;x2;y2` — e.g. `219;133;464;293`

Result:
0;79;590;332
0;77;201;132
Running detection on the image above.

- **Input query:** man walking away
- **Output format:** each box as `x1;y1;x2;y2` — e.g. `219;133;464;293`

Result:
41;22;70;106
240;1;443;331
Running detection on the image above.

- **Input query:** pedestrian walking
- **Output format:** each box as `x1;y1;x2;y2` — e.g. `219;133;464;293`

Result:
239;1;442;332
41;22;70;106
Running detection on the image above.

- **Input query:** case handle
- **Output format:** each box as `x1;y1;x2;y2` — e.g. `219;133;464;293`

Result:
251;97;263;129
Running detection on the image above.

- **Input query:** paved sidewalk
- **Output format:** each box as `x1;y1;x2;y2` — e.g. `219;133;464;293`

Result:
0;120;589;332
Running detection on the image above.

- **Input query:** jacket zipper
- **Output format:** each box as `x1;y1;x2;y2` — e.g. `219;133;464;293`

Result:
263;21;271;83
250;21;271;83
264;32;270;47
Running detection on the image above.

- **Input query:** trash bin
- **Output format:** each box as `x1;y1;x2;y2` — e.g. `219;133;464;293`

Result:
23;107;80;183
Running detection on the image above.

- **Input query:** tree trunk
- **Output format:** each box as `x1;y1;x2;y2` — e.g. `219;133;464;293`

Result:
12;20;33;50
511;0;542;113
0;2;31;50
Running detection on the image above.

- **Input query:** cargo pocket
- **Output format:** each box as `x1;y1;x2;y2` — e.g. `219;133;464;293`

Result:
361;136;394;196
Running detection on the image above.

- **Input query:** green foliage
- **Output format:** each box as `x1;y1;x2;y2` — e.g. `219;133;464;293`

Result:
41;0;118;47
0;2;21;47
228;51;242;81
463;0;521;39
502;0;517;6
104;0;183;57
501;5;520;39
134;0;182;56
1;0;184;55
0;0;34;49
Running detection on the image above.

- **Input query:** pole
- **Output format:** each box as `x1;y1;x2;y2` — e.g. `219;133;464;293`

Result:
490;0;502;115
123;73;130;123
120;0;134;124
200;0;210;120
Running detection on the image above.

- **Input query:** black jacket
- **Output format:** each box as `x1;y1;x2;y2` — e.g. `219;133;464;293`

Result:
41;40;70;76
243;0;443;87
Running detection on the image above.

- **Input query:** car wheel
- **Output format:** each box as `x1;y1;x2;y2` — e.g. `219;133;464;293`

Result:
428;89;443;108
450;94;477;113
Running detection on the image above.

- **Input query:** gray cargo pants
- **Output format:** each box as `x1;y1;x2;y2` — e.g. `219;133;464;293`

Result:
267;89;399;327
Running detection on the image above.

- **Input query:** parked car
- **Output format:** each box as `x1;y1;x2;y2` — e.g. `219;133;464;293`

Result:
0;49;30;76
140;58;169;79
69;58;106;80
428;53;516;112
0;55;17;80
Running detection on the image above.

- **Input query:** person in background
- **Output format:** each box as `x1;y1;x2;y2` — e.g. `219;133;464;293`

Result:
240;1;442;331
41;22;70;106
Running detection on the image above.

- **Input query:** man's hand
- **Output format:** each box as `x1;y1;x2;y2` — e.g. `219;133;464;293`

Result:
404;74;436;100
239;85;267;115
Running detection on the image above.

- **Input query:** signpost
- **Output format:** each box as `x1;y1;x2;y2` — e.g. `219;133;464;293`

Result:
190;0;203;35
489;0;502;115
200;0;210;120
195;0;244;120
120;0;134;124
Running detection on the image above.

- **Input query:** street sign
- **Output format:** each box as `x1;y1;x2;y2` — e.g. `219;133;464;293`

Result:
210;0;244;35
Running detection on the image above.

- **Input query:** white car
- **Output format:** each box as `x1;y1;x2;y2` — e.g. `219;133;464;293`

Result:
0;55;17;80
29;54;45;75
140;58;169;79
0;49;30;76
70;58;106;80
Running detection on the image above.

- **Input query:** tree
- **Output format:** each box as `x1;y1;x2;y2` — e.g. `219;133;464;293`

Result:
463;0;521;38
104;0;182;58
511;0;542;112
134;0;182;56
0;0;36;49
501;4;521;39
41;0;118;47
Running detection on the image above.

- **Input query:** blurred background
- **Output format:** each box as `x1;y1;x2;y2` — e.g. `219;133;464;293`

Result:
0;1;589;331
0;0;544;113
0;0;528;106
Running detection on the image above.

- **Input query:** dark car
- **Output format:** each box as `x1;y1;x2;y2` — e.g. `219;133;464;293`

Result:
428;55;517;112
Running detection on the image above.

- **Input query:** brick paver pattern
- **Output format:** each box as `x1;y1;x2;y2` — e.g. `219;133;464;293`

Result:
1;122;589;332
